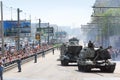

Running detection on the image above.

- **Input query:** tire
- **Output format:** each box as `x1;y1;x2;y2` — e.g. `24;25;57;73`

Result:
78;65;91;72
78;65;84;72
107;65;115;73
84;65;91;72
100;67;107;72
78;65;82;71
61;60;68;66
100;65;115;73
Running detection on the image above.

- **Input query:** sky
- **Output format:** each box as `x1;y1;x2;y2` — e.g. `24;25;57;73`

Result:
1;0;96;28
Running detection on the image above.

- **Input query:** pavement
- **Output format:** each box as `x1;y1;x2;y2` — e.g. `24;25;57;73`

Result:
3;49;120;80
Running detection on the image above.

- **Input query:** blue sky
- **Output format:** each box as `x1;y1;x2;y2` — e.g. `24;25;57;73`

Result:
2;0;96;27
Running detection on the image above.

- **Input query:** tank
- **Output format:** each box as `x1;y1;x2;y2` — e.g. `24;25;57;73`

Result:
60;38;82;66
77;47;116;73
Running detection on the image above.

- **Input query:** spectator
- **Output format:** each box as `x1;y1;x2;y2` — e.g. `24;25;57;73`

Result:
107;46;115;60
0;62;4;80
34;53;37;63
16;55;22;72
52;48;54;55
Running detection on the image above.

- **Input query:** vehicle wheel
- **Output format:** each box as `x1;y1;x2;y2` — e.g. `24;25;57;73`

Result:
61;60;68;66
78;66;81;71
100;67;106;72
84;65;91;72
78;65;82;71
78;65;84;71
101;65;115;73
107;65;115;73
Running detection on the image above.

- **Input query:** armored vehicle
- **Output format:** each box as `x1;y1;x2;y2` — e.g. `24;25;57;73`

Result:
77;47;116;73
60;38;82;66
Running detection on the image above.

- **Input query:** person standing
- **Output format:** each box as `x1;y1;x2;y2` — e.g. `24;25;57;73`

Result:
17;55;22;72
42;50;45;58
107;46;115;60
88;40;94;49
52;48;54;55
0;62;4;80
34;53;37;63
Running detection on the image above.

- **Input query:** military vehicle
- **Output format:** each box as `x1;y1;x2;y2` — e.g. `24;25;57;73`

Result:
77;47;116;73
60;38;82;66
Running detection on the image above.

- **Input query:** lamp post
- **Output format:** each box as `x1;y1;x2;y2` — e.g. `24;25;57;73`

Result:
39;19;41;47
47;23;50;44
10;7;13;21
1;1;4;55
56;26;58;43
17;8;22;51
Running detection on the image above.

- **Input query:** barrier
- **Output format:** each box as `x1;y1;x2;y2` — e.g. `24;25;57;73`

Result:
3;47;55;72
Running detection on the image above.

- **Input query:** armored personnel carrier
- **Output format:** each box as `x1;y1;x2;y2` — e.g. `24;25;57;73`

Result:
77;47;116;73
60;38;82;66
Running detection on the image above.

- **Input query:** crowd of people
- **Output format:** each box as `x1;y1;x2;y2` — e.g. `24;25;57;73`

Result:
0;43;53;65
0;43;54;80
107;46;120;60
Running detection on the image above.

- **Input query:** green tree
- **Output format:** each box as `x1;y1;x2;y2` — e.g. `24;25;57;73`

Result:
92;8;120;37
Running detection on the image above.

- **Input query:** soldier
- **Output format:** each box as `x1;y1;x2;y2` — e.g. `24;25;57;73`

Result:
88;40;94;49
0;62;3;80
42;49;45;58
34;53;37;63
52;48;54;55
17;55;22;72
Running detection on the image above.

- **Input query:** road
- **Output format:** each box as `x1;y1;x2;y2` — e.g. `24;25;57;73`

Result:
4;49;120;80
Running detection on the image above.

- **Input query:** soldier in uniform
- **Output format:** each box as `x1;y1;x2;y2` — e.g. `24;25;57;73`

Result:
88;41;94;49
52;48;54;55
34;53;37;63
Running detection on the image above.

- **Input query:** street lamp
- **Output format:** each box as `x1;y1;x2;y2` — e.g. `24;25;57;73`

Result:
17;8;22;51
47;23;50;44
39;19;41;47
0;1;4;55
10;7;13;21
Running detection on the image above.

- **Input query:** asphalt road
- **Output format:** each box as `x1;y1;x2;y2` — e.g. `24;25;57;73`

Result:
3;49;120;80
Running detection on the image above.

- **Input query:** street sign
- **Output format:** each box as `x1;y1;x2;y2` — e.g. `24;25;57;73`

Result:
15;36;19;41
37;27;54;34
35;33;40;40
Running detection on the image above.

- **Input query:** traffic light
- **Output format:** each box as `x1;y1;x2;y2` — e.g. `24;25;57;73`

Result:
35;33;40;40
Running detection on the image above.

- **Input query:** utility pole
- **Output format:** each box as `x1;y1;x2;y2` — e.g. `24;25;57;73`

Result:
39;19;41;47
47;23;49;44
17;8;22;51
10;7;12;21
56;26;58;43
1;1;4;55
